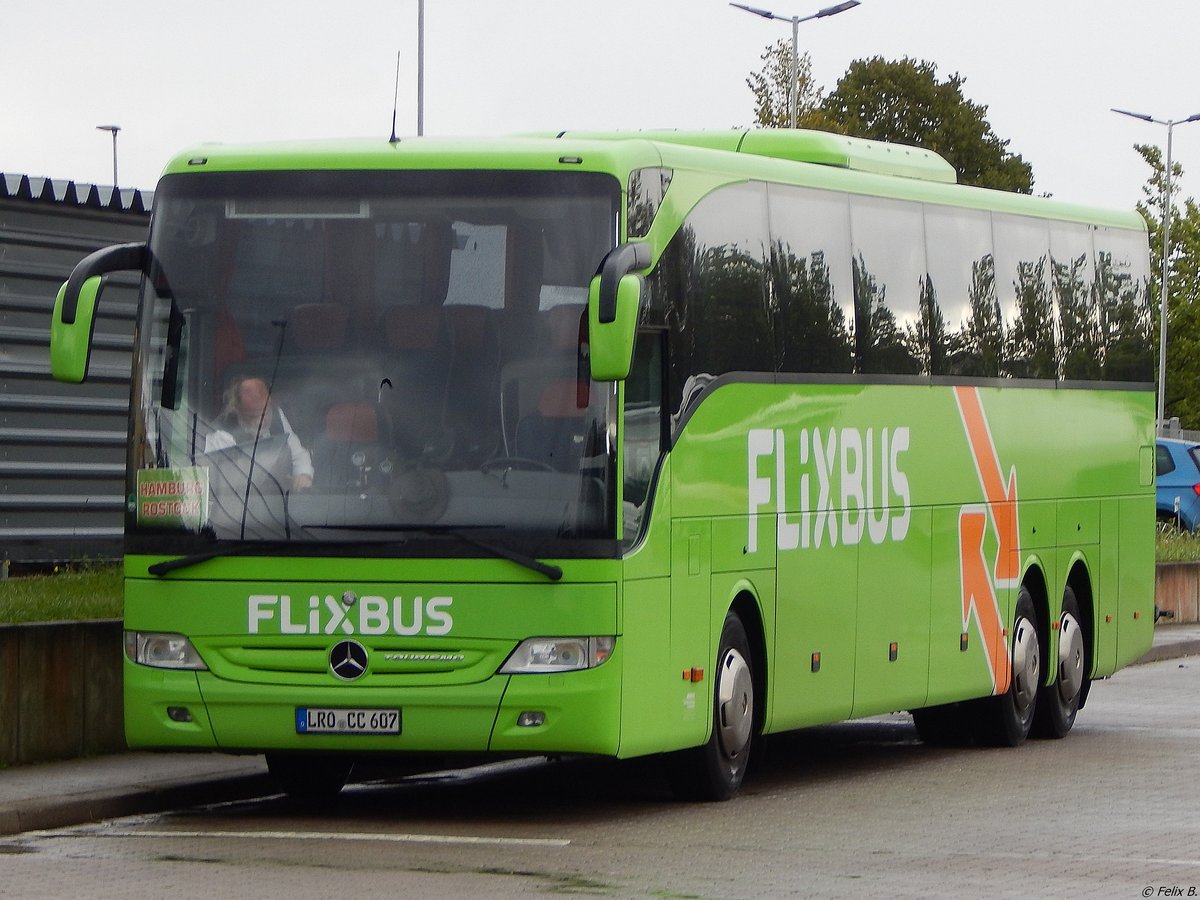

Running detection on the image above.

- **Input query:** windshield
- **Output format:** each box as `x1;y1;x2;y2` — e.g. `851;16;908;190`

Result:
129;169;619;551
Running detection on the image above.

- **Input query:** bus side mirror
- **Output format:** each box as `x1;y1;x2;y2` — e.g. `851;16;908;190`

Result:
51;242;146;383
589;242;651;382
588;272;643;381
52;276;103;383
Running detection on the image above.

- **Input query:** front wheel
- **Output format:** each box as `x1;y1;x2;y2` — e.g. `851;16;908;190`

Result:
666;612;756;801
1031;586;1086;739
972;587;1041;747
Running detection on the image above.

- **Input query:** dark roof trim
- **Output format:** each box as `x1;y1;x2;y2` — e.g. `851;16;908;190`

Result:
0;172;153;213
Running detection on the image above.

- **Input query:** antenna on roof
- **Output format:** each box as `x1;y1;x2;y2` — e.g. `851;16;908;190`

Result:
389;50;402;144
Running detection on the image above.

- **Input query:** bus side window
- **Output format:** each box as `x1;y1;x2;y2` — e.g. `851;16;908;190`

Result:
623;329;666;540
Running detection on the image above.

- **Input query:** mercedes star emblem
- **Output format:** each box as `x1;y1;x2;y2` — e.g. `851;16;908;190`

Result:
329;639;369;681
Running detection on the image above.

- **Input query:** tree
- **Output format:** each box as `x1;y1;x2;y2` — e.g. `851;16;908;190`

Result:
746;40;825;130
1138;143;1200;426
807;57;1034;193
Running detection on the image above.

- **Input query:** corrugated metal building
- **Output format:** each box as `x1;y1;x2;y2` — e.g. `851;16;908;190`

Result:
0;174;152;563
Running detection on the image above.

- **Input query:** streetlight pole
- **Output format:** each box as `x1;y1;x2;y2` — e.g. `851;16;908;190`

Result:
96;124;120;187
1112;107;1200;433
417;0;424;136
730;0;861;129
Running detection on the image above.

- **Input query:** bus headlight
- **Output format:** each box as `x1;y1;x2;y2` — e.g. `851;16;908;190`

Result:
499;637;615;674
124;631;208;670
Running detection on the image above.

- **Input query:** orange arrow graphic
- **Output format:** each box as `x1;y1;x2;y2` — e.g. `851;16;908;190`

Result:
954;386;1019;695
959;507;1011;694
954;386;1019;586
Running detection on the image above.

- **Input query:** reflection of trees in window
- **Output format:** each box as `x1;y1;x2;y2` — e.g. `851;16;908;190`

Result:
1095;250;1154;382
656;221;770;418
657;224;699;416
627;168;672;240
1055;252;1101;381
770;242;852;373
1005;256;1057;379
906;275;950;375
695;242;770;376
853;253;918;375
950;254;1003;377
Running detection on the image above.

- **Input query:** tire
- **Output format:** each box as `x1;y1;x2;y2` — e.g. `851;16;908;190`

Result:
667;612;756;801
972;587;1041;747
912;702;976;747
1031;586;1086;739
266;753;354;800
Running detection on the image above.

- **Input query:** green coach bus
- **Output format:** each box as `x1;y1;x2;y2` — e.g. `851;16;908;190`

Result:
51;129;1156;800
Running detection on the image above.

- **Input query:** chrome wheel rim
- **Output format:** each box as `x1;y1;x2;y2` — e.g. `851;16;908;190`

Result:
1057;611;1084;705
1011;615;1040;718
716;647;753;762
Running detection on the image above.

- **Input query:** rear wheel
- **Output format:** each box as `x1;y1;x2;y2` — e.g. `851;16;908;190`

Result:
1032;586;1086;739
266;753;354;800
973;588;1041;747
667;612;755;801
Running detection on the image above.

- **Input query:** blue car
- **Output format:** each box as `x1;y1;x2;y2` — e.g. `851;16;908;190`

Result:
1156;438;1200;530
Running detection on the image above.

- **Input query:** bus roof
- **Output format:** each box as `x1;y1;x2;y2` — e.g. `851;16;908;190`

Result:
161;131;1146;233
555;129;960;184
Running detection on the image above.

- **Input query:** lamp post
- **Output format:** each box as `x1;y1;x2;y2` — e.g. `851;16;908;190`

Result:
1111;107;1200;433
95;124;120;187
416;0;424;136
730;0;860;129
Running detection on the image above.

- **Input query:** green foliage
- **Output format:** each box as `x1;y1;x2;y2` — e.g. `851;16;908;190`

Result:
0;565;122;624
810;57;1033;193
1156;523;1200;562
1136;143;1200;427
747;40;825;129
745;50;1034;194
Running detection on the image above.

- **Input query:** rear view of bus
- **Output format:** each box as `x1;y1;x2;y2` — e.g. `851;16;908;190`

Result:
51;131;1156;801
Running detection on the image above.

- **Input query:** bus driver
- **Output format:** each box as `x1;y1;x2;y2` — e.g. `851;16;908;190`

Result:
205;376;314;492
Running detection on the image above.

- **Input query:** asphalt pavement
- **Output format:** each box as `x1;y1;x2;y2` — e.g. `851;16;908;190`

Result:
3;623;1199;838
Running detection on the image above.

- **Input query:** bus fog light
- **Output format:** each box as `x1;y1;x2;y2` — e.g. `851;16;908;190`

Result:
167;706;194;723
125;631;208;670
499;636;615;673
517;711;546;727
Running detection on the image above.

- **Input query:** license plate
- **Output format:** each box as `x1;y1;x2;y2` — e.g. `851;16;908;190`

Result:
296;707;401;735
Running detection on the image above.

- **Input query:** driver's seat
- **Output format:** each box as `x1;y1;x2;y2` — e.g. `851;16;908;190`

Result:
311;400;389;490
514;379;590;471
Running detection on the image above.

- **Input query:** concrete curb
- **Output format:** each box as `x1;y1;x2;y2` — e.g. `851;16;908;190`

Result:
0;772;274;838
1134;637;1200;666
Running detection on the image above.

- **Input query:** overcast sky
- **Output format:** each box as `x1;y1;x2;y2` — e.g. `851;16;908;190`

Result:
5;0;1199;214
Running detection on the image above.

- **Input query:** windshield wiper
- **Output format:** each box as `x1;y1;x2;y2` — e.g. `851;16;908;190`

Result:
302;524;563;581
147;541;293;577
